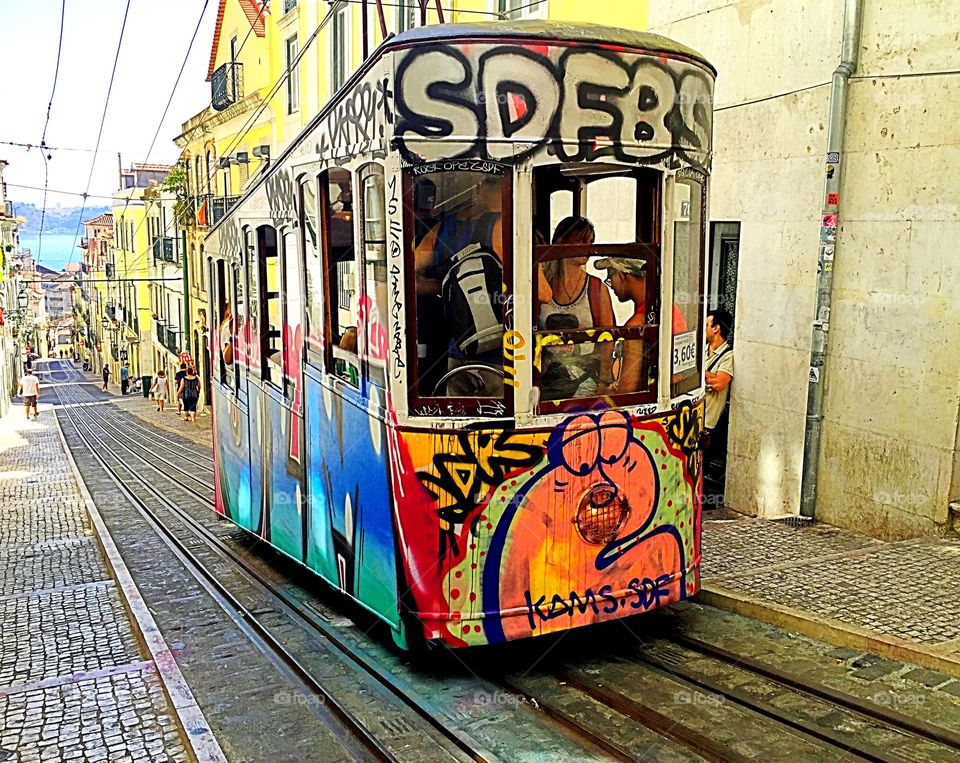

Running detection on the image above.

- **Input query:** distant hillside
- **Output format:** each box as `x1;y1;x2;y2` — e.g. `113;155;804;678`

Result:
14;202;112;235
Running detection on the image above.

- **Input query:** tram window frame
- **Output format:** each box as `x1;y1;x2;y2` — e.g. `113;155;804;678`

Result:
670;171;708;398
243;226;262;381
258;225;283;386
532;165;661;413
299;177;323;361
319;167;362;389
214;259;230;386
232;261;244;395
358;162;388;394
280;226;304;403
403;165;514;418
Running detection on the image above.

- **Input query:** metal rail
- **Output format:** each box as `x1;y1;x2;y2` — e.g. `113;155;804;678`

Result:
53;381;401;763
51;371;499;763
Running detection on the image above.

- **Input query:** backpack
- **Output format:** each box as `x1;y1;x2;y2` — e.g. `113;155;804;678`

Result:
441;243;504;357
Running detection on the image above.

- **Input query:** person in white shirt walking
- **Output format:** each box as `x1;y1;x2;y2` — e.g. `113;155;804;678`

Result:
150;370;169;412
18;368;41;420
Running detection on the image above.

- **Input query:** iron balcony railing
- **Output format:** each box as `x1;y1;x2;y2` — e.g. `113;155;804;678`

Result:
151;236;178;265
283;0;297;13
211;62;244;111
210;195;240;226
154;320;179;355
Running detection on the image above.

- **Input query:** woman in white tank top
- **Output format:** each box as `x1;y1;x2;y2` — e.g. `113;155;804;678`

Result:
538;217;615;401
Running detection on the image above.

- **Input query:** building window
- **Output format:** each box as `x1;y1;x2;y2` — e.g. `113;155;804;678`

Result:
230;35;238;63
397;0;416;32
206;150;216;195
285;36;299;115
332;3;348;93
499;0;546;19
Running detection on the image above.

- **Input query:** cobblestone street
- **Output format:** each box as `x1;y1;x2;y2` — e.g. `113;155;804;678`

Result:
0;409;200;763
702;514;960;677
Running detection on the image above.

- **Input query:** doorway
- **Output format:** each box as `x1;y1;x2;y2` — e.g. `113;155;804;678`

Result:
705;222;740;507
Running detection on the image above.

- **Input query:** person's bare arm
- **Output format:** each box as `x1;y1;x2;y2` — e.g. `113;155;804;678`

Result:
414;225;441;294
705;370;732;393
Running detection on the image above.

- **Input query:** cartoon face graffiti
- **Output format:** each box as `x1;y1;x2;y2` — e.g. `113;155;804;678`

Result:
408;409;698;646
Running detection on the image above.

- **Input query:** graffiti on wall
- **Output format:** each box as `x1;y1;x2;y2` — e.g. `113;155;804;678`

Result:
394;44;713;168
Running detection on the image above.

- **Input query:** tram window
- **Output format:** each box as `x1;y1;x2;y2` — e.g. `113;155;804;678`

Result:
244;227;259;368
300;178;323;358
215;260;231;385
321;168;360;387
232;263;244;393
671;175;706;397
359;164;387;390
282;228;303;400
409;168;509;407
533;165;659;409
254;225;281;383
587;177;638;244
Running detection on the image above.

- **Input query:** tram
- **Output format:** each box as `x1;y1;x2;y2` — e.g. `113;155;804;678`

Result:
205;20;715;648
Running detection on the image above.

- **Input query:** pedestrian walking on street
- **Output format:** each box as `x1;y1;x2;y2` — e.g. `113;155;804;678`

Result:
120;363;130;395
178;365;201;423
150;370;169;412
101;364;111;391
17;368;41;420
174;363;187;414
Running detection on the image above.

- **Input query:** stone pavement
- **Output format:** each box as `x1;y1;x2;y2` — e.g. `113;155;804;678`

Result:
700;511;960;678
0;407;215;762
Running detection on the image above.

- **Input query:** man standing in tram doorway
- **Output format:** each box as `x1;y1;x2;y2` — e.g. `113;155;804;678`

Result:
703;309;734;509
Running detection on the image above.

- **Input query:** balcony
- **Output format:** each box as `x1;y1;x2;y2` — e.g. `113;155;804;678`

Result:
283;0;297;13
211;62;244;111
210;195;240;226
152;236;178;265
154;320;180;355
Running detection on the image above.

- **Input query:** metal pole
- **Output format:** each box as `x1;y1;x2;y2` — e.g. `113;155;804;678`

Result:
800;0;865;518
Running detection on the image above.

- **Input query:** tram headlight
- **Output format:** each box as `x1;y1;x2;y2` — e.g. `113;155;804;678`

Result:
575;483;629;545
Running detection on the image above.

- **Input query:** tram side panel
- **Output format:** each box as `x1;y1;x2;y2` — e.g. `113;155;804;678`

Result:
302;370;401;628
391;406;703;647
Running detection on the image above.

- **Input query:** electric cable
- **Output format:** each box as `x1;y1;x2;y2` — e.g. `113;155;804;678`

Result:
34;0;67;266
67;0;133;273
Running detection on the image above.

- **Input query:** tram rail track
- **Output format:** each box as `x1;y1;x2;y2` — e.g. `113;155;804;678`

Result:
49;360;960;762
51;367;509;763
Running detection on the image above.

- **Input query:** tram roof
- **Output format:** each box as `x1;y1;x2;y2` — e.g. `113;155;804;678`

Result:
383;20;715;74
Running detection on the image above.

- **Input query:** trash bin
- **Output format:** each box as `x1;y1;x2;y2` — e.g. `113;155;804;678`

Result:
141;376;152;399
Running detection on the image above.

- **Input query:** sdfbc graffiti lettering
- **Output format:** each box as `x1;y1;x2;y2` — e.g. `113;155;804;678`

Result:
394;44;713;168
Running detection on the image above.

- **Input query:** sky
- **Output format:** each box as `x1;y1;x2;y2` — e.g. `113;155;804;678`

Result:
0;0;220;208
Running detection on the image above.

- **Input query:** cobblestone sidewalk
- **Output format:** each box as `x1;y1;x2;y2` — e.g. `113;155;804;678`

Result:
0;411;189;762
701;513;960;677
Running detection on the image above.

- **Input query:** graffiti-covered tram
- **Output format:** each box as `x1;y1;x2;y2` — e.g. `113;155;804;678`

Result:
205;21;715;648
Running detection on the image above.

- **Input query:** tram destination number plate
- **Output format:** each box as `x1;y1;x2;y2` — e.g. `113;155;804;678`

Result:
673;330;698;374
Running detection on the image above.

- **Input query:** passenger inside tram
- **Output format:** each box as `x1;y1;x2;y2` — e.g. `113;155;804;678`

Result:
413;172;505;399
538;216;615;400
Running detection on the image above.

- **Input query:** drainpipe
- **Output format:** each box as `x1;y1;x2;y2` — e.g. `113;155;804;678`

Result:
800;0;865;518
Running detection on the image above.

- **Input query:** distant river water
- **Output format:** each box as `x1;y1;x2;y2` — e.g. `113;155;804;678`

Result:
18;233;83;273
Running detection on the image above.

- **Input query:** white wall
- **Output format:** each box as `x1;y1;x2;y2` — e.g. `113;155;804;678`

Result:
649;0;960;538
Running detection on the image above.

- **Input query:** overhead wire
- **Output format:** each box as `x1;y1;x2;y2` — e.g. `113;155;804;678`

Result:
108;0;214;280
35;0;67;266
67;0;133;273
